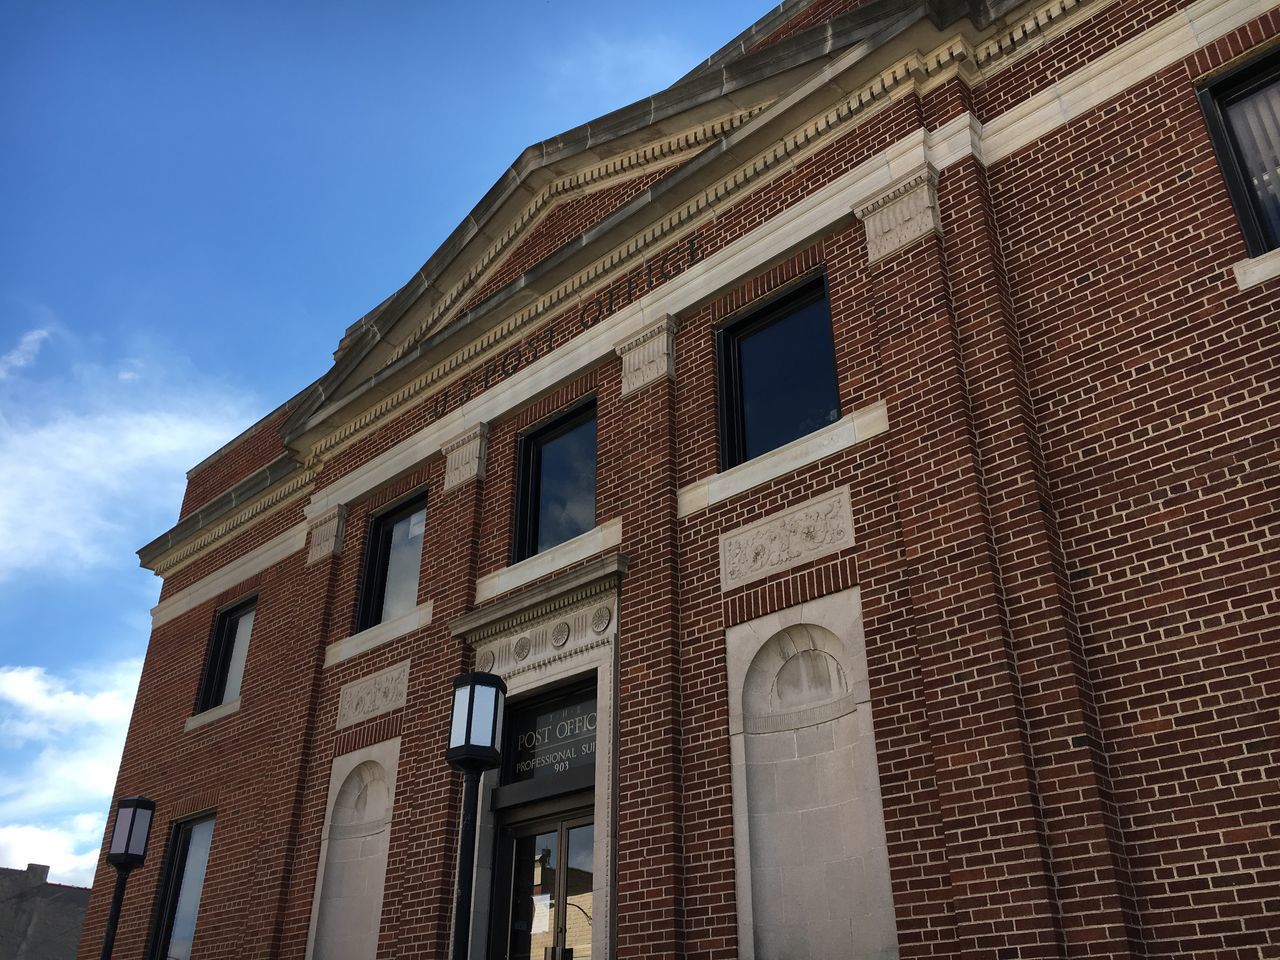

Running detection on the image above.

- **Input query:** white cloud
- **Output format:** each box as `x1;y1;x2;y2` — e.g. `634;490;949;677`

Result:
0;328;51;379
0;659;141;886
0;816;106;887
0;404;246;580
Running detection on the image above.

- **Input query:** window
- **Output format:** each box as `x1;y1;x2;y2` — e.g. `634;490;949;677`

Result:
357;495;427;630
1199;48;1280;256
716;277;840;469
197;599;254;712
150;815;215;960
513;400;597;562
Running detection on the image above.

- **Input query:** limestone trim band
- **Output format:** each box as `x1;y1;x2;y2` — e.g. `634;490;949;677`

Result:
151;525;307;628
145;0;1270;600
323;601;434;668
473;519;623;606
1233;246;1280;291
679;404;888;519
183;697;241;733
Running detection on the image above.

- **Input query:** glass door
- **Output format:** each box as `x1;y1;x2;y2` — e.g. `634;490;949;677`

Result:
495;813;594;960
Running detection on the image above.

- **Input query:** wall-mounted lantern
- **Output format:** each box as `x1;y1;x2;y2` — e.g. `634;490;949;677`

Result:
100;795;156;960
444;671;506;960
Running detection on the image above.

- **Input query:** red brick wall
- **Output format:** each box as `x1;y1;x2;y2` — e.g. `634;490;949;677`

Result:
464;166;683;311
83;7;1280;960
181;406;294;519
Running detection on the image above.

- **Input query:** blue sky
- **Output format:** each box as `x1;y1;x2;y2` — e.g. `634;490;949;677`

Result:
0;0;767;885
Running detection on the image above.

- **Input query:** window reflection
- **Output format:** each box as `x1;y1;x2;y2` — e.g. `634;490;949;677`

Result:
380;505;426;622
564;824;594;958
157;816;215;960
509;831;558;960
736;294;839;462
535;415;596;554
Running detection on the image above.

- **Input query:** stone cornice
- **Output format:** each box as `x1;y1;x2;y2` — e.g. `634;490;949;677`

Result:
146;467;318;577
139;0;1214;579
299;0;1118;468
451;553;629;646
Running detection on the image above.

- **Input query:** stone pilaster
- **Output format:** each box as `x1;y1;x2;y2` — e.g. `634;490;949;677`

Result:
615;314;678;396
860;163;1064;958
854;168;942;265
305;504;346;564
441;424;488;493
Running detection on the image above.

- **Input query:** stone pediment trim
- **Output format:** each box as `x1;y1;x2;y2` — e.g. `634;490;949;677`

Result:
424;107;768;333
374;0;1115;366
139;0;1179;576
300;0;1117;469
451;553;628;646
284;103;770;443
147;467;318;577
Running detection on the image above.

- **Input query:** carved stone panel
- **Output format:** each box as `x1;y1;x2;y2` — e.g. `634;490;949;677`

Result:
307;505;347;565
336;660;410;729
855;169;941;264
615;314;678;396
442;424;488;492
719;486;854;592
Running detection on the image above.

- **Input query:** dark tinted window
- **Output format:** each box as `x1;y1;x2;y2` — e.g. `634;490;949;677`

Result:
514;402;596;561
197;600;255;712
719;279;839;468
1200;49;1280;255
358;496;426;629
151;815;215;960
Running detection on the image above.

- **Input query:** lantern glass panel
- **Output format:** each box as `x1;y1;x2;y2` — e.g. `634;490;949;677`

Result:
472;685;497;748
449;686;471;749
128;807;152;857
109;808;130;855
493;690;505;746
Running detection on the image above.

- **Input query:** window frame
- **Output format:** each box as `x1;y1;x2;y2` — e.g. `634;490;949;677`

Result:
715;275;840;471
355;492;428;631
1197;46;1280;257
195;597;256;714
511;397;598;564
148;812;216;960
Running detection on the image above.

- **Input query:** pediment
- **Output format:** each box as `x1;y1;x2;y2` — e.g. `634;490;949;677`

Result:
281;0;1018;456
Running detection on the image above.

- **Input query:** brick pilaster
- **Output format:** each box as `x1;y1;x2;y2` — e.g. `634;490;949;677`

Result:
864;189;1065;959
602;337;684;958
937;155;1141;958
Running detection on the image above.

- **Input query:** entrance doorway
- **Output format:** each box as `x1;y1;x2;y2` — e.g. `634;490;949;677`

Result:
487;677;597;960
492;811;594;960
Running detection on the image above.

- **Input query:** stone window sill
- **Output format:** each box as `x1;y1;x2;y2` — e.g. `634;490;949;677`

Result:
324;601;434;668
184;698;241;732
474;519;623;605
1233;247;1280;291
677;401;889;518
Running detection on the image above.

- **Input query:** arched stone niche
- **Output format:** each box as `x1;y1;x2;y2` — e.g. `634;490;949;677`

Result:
725;587;897;960
306;738;400;960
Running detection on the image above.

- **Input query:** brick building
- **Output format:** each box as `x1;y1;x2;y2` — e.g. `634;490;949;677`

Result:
78;0;1280;958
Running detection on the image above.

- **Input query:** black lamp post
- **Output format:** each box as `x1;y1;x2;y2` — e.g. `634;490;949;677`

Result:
100;795;155;960
444;671;506;960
